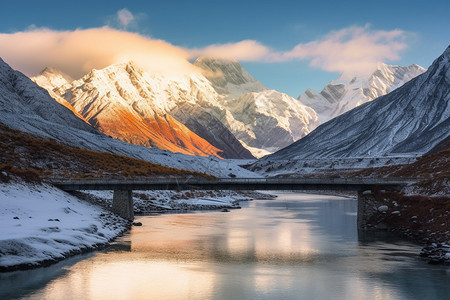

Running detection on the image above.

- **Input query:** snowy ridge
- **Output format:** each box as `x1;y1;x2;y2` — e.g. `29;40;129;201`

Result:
32;67;73;91
223;90;318;152
0;57;96;134
262;46;450;162
55;62;223;158
298;63;426;123
31;67;88;122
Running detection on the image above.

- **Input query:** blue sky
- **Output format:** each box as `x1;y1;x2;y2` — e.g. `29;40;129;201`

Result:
0;0;448;97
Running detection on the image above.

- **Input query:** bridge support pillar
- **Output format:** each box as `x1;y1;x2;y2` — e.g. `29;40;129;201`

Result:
357;190;377;230
112;190;134;220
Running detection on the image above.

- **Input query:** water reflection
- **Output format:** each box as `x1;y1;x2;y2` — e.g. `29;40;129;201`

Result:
2;192;449;300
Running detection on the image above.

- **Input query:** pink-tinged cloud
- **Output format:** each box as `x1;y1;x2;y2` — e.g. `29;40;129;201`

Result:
283;26;408;77
189;26;408;77
117;9;134;28
0;27;197;78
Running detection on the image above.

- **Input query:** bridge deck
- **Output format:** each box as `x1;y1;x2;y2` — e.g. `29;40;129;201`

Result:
52;177;414;192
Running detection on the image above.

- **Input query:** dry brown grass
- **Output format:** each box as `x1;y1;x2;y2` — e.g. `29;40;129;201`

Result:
0;124;213;182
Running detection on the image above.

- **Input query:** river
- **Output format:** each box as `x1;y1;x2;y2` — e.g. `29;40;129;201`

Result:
1;192;449;299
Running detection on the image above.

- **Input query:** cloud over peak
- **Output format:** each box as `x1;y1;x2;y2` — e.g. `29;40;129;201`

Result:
0;27;197;78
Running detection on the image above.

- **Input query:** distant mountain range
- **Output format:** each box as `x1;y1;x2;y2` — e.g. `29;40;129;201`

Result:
3;44;446;168
32;58;318;158
297;63;426;123
263;46;449;162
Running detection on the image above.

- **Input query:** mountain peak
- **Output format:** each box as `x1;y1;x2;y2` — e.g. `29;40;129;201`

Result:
298;62;426;123
37;67;73;82
194;56;266;98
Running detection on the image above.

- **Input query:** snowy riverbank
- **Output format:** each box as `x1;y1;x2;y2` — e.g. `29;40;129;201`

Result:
0;182;130;272
0;182;275;272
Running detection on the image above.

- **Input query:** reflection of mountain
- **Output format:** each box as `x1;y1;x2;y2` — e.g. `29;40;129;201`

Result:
298;63;426;123
265;46;450;160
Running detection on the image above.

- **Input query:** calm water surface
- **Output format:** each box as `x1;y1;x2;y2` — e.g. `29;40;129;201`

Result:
1;192;450;299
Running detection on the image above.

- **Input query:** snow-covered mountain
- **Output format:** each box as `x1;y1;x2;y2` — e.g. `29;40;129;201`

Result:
34;62;254;159
32;67;73;91
222;90;318;155
298;63;426;123
53;62;227;158
195;58;318;157
0;57;259;177
262;46;450;161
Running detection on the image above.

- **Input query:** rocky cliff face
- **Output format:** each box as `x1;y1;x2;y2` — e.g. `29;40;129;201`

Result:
170;102;254;159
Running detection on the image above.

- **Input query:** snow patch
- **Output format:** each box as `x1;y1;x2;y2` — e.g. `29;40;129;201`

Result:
0;182;128;270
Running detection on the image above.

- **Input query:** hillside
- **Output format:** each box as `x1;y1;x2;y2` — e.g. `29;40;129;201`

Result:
0;124;210;183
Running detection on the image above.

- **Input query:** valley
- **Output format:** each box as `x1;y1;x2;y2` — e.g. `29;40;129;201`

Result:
0;30;449;296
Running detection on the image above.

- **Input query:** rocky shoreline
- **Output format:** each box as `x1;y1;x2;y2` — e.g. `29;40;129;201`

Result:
362;192;450;266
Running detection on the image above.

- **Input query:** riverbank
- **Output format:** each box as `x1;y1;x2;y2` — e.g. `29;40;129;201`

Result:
0;181;274;272
0;182;130;272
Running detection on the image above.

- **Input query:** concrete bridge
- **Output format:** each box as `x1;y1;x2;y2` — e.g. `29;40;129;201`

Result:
52;177;414;228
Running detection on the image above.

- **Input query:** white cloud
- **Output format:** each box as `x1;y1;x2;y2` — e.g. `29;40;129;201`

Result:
189;40;282;62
